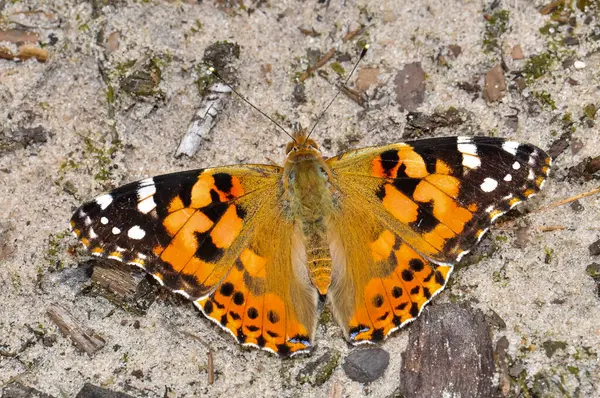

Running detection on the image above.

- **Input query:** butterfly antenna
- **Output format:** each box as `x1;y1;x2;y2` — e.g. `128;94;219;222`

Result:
306;44;369;141
205;65;297;143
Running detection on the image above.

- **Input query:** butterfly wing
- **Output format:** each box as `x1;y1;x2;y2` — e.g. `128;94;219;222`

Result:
71;165;318;356
326;136;551;343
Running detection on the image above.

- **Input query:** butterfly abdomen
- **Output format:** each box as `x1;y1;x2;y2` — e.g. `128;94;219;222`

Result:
284;147;336;295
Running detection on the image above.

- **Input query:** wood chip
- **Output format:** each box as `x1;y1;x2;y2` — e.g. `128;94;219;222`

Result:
511;44;524;60
394;62;426;111
46;304;106;356
0;29;39;44
342;27;363;42
540;0;565;15
400;303;495;397
0;44;48;62
105;31;120;55
483;64;506;103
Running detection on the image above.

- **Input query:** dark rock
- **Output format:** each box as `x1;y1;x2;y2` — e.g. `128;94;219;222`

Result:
542;340;567;358
457;81;481;94
568;156;600;181
292;83;307;106
586;263;600;280
75;383;135;398
15;126;49;146
400;303;495;398
570;200;584;212
2;382;55;398
296;349;340;387
563;36;580;46
589;239;600;256
548;131;571;159
131;369;143;379
203;41;240;82
342;347;390;383
394;62;426;111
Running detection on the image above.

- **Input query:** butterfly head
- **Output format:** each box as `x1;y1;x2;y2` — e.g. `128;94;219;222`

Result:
285;128;320;157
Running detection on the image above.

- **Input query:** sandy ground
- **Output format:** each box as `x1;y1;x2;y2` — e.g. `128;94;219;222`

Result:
1;0;599;397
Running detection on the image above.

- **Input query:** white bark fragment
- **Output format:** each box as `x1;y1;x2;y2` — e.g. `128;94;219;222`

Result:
175;82;232;158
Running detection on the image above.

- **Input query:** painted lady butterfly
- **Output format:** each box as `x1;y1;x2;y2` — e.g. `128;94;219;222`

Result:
71;131;550;356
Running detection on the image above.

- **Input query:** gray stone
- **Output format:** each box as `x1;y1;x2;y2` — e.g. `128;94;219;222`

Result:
343;347;390;383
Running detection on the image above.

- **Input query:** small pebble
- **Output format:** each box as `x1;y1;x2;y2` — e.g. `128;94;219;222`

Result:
343;347;389;383
570;200;584;213
589;239;600;256
574;60;586;69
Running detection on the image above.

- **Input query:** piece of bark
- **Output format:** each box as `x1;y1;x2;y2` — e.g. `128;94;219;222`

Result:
46;304;106;356
175;82;232;158
86;261;159;315
400;303;495;398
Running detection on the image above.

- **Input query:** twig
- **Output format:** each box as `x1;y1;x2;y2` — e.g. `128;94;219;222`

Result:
533;187;600;214
299;48;335;82
207;351;214;385
46;304;106;356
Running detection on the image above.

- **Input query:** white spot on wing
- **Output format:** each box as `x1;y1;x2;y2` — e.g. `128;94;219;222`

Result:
462;154;481;169
512;161;521;170
137;196;157;214
480;178;498;192
112;227;121;235
528;168;535;180
128;225;146;240
457;136;471;144
101;217;109;225
502;141;520;156
503;174;512;182
95;194;113;210
89;227;98;239
458;143;477;156
84;217;92;226
137;183;156;200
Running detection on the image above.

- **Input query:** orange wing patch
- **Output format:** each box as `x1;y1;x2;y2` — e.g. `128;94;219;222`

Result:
195;244;315;356
348;232;451;343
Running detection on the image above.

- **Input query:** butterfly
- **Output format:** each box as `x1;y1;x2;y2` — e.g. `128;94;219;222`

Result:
70;131;551;356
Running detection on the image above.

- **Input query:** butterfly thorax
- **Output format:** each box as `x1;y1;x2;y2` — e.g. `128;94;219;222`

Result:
283;134;335;295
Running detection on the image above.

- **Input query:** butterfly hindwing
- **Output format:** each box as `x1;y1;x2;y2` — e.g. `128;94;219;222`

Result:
327;136;551;343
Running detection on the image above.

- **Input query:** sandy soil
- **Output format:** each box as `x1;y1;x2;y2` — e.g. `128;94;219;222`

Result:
1;0;599;397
